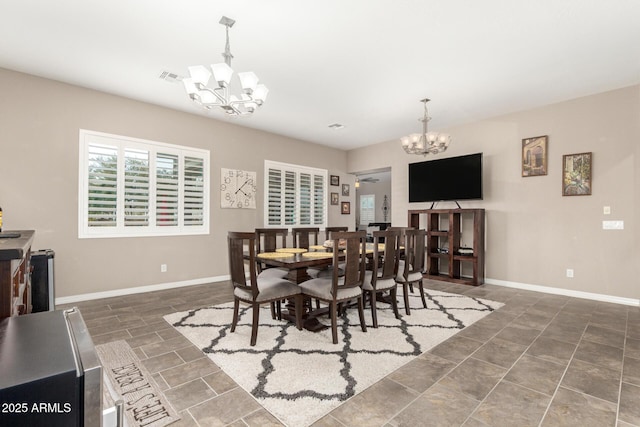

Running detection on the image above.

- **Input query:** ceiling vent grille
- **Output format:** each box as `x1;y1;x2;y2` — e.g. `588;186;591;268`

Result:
158;71;183;83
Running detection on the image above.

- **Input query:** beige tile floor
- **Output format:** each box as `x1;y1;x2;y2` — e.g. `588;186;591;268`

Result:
60;280;640;427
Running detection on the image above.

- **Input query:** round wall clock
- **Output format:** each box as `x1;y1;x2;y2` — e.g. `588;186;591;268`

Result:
220;168;257;209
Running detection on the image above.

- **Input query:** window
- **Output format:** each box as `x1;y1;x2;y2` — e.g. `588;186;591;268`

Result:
359;194;375;225
265;160;327;228
78;130;209;238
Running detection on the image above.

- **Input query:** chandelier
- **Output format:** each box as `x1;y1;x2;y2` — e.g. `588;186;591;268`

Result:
182;16;268;116
400;98;451;155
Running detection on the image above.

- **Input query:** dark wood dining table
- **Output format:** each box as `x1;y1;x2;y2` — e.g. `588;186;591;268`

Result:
256;251;334;284
255;245;380;331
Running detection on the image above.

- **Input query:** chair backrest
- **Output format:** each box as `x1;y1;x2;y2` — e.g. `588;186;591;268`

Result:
292;227;319;249
372;229;401;282
227;231;258;299
255;228;288;252
402;229;426;277
388;226;414;248
328;231;367;298
324;226;348;241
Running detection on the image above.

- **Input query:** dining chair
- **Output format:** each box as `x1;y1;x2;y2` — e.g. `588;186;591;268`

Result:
395;228;427;315
363;229;401;327
323;226;348;242
292;227;320;249
299;230;368;344
388;226;414;291
255;228;289;319
255;228;289;278
228;231;302;346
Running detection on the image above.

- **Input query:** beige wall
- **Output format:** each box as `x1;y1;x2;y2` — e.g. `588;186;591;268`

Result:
2;67;637;303
348;85;640;301
0;68;353;298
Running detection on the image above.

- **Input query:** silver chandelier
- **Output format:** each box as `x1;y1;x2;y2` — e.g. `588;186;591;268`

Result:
400;98;451;155
182;16;268;116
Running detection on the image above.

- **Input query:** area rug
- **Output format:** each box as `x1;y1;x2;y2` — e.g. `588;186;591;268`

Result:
164;289;502;427
96;340;180;427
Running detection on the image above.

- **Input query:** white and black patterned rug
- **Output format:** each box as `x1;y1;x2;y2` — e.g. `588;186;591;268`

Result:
164;289;502;427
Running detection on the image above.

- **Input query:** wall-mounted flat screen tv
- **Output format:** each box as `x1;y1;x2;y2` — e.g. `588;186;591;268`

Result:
408;152;483;202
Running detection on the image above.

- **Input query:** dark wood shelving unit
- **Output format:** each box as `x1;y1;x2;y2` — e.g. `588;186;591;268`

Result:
408;209;485;286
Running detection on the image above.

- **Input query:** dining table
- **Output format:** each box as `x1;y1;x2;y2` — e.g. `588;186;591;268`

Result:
255;244;380;331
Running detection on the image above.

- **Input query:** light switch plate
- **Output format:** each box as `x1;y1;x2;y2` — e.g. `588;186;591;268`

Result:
603;206;611;215
602;220;624;230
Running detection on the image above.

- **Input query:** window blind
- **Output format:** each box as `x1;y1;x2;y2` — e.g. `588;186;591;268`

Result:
79;130;209;238
265;160;327;228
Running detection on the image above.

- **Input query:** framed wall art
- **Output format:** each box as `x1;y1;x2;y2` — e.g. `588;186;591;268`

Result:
522;135;548;177
330;175;340;186
562;152;592;196
342;184;350;196
341;201;350;215
330;192;339;205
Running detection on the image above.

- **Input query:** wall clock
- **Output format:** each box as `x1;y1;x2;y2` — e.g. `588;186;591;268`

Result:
220;168;257;209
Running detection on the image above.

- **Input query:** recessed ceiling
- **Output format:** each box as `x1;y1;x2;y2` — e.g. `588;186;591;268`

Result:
1;0;639;150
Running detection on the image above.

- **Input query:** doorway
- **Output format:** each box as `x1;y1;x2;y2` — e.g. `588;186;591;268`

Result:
354;168;392;232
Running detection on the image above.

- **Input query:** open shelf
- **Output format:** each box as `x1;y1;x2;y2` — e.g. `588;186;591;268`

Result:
408;208;485;286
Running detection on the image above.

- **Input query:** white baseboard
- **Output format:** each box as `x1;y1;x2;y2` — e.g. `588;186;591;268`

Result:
56;274;639;308
485;278;640;307
55;275;231;305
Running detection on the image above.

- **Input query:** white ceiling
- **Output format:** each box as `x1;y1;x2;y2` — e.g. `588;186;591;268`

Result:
1;0;639;150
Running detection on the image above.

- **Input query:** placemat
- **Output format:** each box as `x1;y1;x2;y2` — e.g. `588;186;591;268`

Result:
301;252;333;259
258;252;295;259
275;248;308;254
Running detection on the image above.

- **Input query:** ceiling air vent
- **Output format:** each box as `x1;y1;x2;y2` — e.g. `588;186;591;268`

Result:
328;123;345;130
158;71;183;83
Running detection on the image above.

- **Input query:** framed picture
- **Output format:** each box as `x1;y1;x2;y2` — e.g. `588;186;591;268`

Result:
341;201;350;215
522;135;548;177
342;184;350;196
562;152;592;196
330;192;339;205
330;175;340;186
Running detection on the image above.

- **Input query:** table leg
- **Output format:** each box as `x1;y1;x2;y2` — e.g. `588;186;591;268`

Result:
281;296;329;332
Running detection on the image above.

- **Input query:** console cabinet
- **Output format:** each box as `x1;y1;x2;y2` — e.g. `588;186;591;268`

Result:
408;209;484;286
0;230;34;319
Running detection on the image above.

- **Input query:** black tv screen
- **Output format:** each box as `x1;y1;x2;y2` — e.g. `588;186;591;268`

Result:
409;153;483;202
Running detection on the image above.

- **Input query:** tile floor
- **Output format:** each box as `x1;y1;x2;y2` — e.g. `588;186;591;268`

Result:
60;280;640;427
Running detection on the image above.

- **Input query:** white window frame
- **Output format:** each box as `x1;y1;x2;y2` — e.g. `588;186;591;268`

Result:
78;129;210;238
264;160;328;228
359;194;375;226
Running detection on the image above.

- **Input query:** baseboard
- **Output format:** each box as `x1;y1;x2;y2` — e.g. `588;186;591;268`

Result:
485;278;640;307
56;274;640;307
55;275;230;305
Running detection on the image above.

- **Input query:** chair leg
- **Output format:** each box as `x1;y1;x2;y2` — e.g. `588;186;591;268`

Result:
370;290;378;328
390;287;401;319
294;295;303;330
231;298;240;332
418;280;427;308
403;283;411;315
276;300;282;320
270;302;277;319
357;296;367;333
250;304;260;346
330;301;338;344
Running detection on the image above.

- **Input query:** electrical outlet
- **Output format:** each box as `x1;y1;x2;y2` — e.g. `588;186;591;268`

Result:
160;264;167;273
566;269;574;278
603;206;611;215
